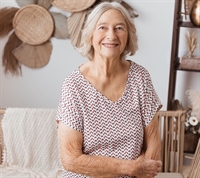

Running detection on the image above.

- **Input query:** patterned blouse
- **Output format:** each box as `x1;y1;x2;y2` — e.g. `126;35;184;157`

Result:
56;60;162;178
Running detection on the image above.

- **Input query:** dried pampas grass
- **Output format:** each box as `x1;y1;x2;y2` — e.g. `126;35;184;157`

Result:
184;0;195;15
2;32;23;76
185;31;197;57
0;7;19;37
186;89;200;122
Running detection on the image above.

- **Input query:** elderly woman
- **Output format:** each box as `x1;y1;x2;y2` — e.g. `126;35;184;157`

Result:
56;1;162;178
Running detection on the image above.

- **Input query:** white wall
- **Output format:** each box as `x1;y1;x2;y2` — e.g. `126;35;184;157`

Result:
0;0;199;109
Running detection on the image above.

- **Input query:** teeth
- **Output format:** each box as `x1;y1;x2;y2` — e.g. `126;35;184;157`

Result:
103;44;117;47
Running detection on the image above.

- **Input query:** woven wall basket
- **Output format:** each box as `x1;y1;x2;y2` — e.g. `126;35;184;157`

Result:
52;0;96;12
12;41;52;68
13;4;54;45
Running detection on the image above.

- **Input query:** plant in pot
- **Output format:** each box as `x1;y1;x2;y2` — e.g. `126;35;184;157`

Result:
184;89;200;153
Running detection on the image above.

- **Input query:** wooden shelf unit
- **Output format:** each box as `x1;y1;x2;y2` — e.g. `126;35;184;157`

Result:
167;0;200;109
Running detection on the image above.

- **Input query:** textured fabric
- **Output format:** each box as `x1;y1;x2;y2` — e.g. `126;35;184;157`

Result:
156;173;184;178
0;108;62;178
56;60;162;178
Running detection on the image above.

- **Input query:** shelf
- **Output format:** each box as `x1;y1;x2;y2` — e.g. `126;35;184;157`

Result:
179;21;200;28
172;58;200;72
177;66;200;72
177;56;200;72
167;0;200;109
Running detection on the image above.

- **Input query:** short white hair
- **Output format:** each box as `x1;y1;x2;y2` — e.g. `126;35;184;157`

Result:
77;1;138;60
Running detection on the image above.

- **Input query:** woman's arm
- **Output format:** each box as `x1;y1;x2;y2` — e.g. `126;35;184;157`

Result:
58;121;161;178
143;115;161;160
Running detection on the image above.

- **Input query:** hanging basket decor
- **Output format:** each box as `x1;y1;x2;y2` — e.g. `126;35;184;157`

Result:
13;4;54;45
52;0;96;12
0;0;69;75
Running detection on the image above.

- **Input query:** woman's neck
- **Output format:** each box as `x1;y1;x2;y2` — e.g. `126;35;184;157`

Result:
90;56;123;78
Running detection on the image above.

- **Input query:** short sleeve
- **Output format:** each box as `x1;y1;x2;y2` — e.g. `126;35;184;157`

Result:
56;78;83;133
140;70;162;127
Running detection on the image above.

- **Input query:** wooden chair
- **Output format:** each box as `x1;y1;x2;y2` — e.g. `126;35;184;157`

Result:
155;110;186;173
156;173;184;178
187;138;200;178
0;108;5;165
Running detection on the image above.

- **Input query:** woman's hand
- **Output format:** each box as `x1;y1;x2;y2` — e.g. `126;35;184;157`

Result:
134;153;162;178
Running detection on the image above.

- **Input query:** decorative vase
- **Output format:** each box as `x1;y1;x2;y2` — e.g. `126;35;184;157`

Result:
184;132;200;153
190;0;200;26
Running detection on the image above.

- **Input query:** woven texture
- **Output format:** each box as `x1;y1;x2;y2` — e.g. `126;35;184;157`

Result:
67;10;87;47
13;41;52;68
0;108;61;178
52;0;96;12
156;173;183;178
13;4;54;45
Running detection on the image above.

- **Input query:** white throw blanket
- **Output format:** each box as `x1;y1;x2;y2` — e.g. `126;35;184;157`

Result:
0;108;62;178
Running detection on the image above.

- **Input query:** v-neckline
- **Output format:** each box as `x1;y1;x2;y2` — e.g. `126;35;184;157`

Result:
77;60;132;104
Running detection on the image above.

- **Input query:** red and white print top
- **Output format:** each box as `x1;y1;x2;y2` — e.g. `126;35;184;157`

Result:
56;60;162;178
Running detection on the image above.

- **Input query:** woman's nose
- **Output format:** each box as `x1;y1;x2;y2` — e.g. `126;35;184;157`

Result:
106;29;116;40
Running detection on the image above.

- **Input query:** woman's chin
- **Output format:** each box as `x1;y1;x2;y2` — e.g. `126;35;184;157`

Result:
100;52;120;60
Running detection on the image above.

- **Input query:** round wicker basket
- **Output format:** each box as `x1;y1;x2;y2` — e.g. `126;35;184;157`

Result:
52;0;96;12
13;4;54;45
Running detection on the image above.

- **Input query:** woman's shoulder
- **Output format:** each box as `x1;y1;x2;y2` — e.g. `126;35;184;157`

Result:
128;60;150;76
62;68;82;87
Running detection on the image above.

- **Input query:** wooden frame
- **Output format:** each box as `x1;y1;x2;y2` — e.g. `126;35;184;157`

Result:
0;108;6;164
155;110;186;173
187;138;200;178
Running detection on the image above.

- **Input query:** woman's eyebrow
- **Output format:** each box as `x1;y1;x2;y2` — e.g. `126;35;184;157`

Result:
115;23;126;26
97;22;126;26
96;22;108;26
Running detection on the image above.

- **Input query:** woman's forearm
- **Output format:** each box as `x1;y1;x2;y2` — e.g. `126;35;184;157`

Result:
144;116;161;160
143;117;162;178
61;153;137;177
144;138;161;160
59;123;137;177
58;122;161;177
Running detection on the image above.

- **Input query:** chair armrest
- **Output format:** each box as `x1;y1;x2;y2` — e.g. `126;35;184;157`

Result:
0;117;3;164
0;109;5;164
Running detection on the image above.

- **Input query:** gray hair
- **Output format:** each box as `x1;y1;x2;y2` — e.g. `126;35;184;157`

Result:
77;1;138;60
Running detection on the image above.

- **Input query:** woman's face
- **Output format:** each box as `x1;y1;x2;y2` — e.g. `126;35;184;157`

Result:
92;9;128;60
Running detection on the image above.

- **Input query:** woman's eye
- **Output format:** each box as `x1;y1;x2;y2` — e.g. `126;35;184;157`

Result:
99;26;105;30
116;27;123;30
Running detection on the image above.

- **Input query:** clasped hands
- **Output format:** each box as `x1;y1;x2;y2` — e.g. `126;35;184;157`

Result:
135;153;162;178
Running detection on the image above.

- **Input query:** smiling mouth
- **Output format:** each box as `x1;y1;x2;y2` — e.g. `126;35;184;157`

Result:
102;43;119;47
